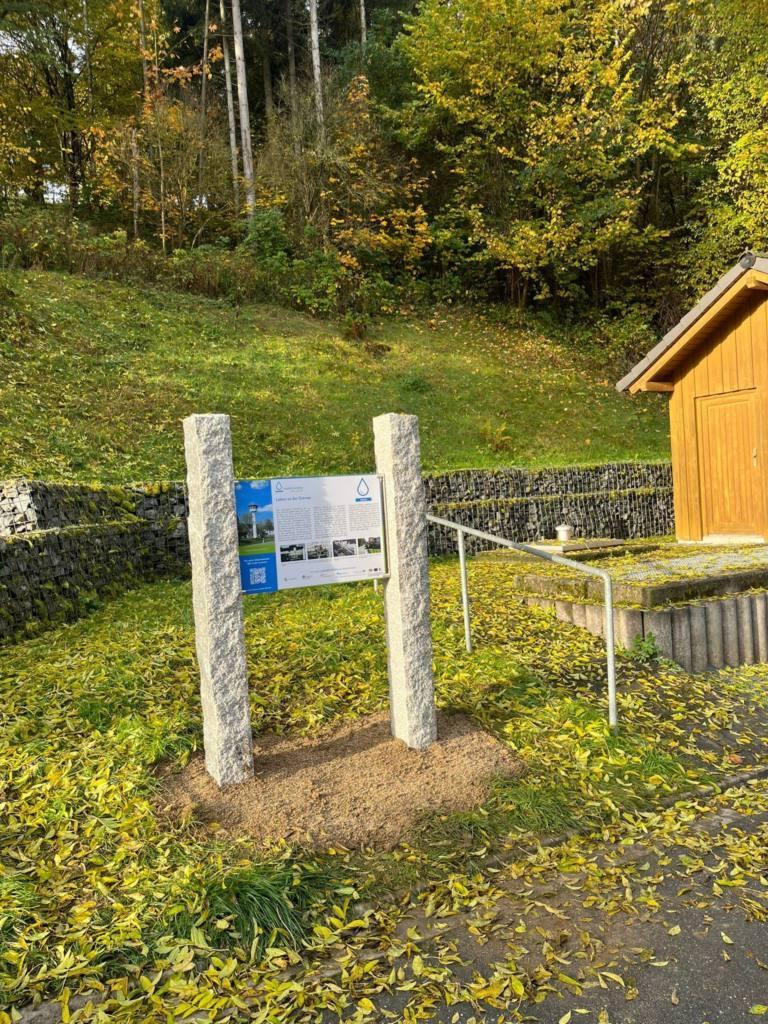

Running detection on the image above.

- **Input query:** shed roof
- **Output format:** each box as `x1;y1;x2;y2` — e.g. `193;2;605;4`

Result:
616;252;768;394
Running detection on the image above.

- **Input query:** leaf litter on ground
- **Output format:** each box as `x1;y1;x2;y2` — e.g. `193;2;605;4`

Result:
2;559;768;1020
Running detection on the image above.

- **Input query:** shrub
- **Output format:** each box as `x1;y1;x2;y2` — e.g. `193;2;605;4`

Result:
0;205;413;322
242;208;291;261
565;306;659;375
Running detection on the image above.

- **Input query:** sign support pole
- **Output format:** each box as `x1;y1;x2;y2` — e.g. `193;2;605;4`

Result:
183;413;255;786
373;413;437;749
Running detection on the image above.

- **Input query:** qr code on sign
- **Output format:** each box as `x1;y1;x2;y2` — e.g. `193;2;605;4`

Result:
249;566;267;586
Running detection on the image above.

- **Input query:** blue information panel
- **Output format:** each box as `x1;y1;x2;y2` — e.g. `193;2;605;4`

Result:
234;475;386;595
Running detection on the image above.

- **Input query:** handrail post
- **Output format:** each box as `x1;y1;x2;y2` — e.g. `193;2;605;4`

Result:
425;512;620;730
603;574;618;731
457;528;472;653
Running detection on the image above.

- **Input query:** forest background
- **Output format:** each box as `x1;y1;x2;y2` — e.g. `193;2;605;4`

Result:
1;0;767;362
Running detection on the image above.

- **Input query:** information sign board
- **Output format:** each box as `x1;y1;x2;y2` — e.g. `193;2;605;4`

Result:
234;475;387;594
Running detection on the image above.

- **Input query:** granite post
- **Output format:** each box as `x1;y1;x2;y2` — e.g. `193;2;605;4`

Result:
373;413;437;749
183;413;255;786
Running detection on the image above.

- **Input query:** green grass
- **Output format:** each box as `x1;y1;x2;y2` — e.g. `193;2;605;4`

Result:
238;540;276;555
0;269;670;483
166;862;337;958
3;561;768;1010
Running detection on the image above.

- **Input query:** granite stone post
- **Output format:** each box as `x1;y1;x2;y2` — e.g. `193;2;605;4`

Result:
183;413;255;786
373;413;437;750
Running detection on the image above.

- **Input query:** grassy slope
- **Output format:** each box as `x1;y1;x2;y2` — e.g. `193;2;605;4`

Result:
1;270;670;483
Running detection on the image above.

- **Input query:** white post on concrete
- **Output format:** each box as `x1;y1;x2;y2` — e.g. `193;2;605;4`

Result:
373;413;437;749
183;413;255;786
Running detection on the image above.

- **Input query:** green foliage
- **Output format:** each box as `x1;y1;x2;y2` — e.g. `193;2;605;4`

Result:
400;0;682;305
564;306;660;374
2;0;768;326
0;269;670;482
242;208;291;262
678;0;768;293
0;206;398;318
626;631;662;665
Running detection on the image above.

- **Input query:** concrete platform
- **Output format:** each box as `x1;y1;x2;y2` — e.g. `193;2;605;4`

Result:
483;539;768;671
484;541;768;610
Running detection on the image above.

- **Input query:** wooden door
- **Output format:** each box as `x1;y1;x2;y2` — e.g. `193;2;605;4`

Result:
696;389;764;538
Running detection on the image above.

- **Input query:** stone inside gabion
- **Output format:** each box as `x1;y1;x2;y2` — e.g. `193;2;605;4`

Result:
423;463;673;555
0;479;189;642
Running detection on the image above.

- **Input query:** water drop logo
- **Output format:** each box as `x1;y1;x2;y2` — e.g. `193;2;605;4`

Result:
357;478;370;497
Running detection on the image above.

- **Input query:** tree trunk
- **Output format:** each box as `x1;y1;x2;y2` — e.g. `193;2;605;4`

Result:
231;0;255;211
158;137;167;254
137;0;149;93
359;0;366;50
198;0;211;201
308;0;324;139
285;0;297;114
262;33;274;120
152;24;167;251
82;0;94;112
219;0;240;211
131;127;141;239
59;34;83;208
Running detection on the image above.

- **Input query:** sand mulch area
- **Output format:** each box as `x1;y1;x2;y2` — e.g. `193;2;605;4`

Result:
159;710;521;850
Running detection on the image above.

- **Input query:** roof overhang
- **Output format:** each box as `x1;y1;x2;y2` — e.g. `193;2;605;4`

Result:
616;253;768;395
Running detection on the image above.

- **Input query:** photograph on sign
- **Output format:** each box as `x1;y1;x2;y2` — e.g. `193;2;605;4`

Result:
235;474;386;594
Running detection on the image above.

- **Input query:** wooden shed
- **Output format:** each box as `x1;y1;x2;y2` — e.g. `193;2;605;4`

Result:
617;252;768;542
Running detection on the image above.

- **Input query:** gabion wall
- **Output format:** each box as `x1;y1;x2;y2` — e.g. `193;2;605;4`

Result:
427;486;674;555
1;463;673;641
423;462;672;504
0;480;189;643
0;479;188;536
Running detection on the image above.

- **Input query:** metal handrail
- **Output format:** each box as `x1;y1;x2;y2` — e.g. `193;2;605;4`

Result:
427;514;618;730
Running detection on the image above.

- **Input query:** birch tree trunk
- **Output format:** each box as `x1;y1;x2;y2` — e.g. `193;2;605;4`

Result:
359;0;366;50
219;0;240;211
230;0;255;211
152;22;167;252
158;137;167;254
198;0;211;200
308;0;324;139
